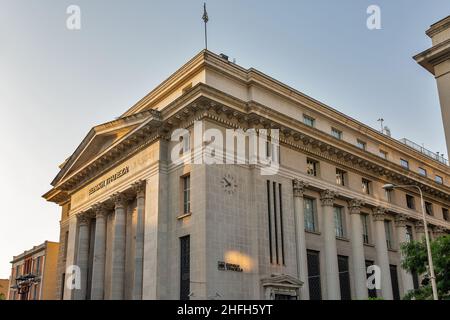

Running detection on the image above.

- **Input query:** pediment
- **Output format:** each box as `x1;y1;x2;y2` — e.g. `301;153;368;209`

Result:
261;274;303;288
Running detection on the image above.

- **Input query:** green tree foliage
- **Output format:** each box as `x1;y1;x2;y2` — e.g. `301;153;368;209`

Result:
401;235;450;300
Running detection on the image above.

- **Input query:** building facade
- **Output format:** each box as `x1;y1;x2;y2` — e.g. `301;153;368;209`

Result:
8;241;59;300
44;46;450;300
0;279;9;300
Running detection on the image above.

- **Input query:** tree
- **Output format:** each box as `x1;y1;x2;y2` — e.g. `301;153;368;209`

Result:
401;234;450;300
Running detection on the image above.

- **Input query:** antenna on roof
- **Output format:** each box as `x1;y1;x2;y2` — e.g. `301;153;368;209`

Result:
377;118;384;133
202;3;209;50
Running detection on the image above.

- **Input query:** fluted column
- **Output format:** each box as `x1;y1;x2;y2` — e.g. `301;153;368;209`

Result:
90;203;108;300
372;207;393;300
394;214;414;297
132;180;146;300
293;179;309;300
74;212;90;300
110;193;127;300
348;199;368;300
320;190;340;300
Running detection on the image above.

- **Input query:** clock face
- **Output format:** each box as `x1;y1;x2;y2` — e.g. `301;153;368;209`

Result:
221;173;237;195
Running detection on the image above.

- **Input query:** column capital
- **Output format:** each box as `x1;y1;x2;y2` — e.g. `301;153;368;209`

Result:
414;220;425;233
372;206;387;221
92;203;109;219
76;212;90;226
394;214;407;227
348;199;365;214
132;180;146;199
432;226;446;237
320;189;338;206
111;192;128;209
293;179;309;198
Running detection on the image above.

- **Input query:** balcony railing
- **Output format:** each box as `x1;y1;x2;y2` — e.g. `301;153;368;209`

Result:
399;138;448;166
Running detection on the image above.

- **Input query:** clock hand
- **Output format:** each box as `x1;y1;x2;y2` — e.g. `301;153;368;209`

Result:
223;178;231;187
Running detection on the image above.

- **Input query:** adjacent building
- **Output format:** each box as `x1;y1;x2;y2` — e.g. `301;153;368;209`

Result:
8;241;59;300
43;21;450;300
0;279;9;300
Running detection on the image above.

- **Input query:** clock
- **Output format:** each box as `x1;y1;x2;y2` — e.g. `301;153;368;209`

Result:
221;173;237;195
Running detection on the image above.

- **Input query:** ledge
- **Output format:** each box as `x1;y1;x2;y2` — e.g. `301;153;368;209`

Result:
177;212;192;220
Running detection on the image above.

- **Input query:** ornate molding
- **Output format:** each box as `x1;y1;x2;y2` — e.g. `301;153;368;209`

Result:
414;220;425;233
320;189;338;207
394;214;407;227
372;207;387;221
111;192;128;209
348;199;364;214
92;203;109;219
76;212;90;226
132;180;146;199
433;226;446;237
292;179;309;198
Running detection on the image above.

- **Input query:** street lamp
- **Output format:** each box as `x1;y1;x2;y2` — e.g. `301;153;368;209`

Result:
382;183;438;300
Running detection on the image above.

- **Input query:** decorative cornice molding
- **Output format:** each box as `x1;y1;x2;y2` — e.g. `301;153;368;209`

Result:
293;179;309;198
320;189;338;207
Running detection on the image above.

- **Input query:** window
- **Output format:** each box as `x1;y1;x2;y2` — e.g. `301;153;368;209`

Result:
35;256;41;275
303;115;315;127
331;128;343;140
336;169;346;186
406;194;415;210
267;181;285;265
385;188;394;203
361;214;370;244
307;250;322;300
435;175;443;184
379;150;388;159
304;198;317;232
338;256;351;300
180;236;190;300
400;159;409;169
334;206;345;238
425;202;433;216
33;284;38;300
306;158;319;177
390;265;401;300
182;175;191;214
406;226;413;242
362;179;371;195
443;208;449;221
366;260;377;298
384;220;393;249
356;139;367;150
418;167;427;177
63;231;69;261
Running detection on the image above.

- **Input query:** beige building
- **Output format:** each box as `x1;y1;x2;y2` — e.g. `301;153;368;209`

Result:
0;279;9;300
8;241;59;300
414;15;450;154
44;23;450;300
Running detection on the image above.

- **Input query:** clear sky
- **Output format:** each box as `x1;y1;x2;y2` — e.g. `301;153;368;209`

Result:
0;0;449;278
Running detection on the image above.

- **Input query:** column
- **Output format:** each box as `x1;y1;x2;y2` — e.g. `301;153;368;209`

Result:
372;207;393;300
74;212;90;300
394;214;414;297
90;203;108;300
110;193;127;300
415;221;425;241
320;190;340;300
348;199;368;300
433;226;446;238
132;180;146;300
292;179;309;300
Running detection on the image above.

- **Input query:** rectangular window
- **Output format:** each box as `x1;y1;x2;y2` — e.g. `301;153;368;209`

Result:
336;169;346;186
266;181;273;264
443;208;449;221
425;202;433;216
435;175;443;184
64;231;69;261
306;158;319;177
379;150;388;159
406;226;413;242
331;128;343;140
307;250;322;300
385;189;394;203
400;159;409;169
390;265;401;300
357;139;367;150
366;260;377;298
361;214;370;244
180;236;190;300
304;198;316;232
406;194;415;210
412;272;419;290
33;284;38;300
35;256;41;275
338;255;351;300
60;273;65;300
418;167;427;177
385;220;393;249
303;115;315;127
183;175;191;214
362;179;371;195
278;183;285;265
334;206;345;238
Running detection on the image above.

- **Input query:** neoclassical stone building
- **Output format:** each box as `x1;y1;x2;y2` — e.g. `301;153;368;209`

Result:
44;48;450;300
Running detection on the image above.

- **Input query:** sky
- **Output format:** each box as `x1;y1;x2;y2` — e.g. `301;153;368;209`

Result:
0;0;449;278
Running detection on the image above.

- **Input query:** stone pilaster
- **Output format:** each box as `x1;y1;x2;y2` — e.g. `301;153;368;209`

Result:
371;207;393;300
90;203;108;300
432;226;446;238
292;179;309;300
110;193;127;300
414;220;426;240
320;190;340;300
348;199;368;300
74;212;90;300
394;214;414;297
132;180;146;300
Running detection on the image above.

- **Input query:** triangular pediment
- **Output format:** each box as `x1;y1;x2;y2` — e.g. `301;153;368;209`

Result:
261;274;303;288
